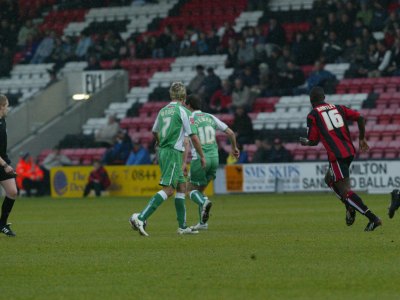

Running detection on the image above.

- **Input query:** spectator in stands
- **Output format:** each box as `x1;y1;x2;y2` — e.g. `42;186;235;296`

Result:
102;130;132;165
126;141;151;165
209;79;232;113
387;38;400;76
357;2;373;27
270;138;293;163
225;38;238;68
188;65;205;94
337;13;353;43
165;33;180;57
30;31;56;64
278;60;305;93
179;33;193;56
100;30;122;60
252;139;272;163
16;152;44;197
21;34;39;63
95;115;120;147
85;55;102;71
322;31;343;63
312;16;326;40
49;36;74;70
220;22;237;50
75;31;92;60
265;18;286;54
232;106;254;145
237;39;255;67
370;0;387;31
0;47;12;78
196;32;209;55
200;67;221;104
232;78;252;110
241;65;259;88
83;160;110;197
136;35;155;59
41;147;72;195
17;19;37;49
292;32;308;65
206;29;219;54
369;41;392;77
307;60;336;91
119;38;136;59
256;62;275;97
153;27;172;58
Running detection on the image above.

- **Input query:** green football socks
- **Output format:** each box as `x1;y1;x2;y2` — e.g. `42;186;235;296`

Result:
139;191;166;221
190;190;205;223
175;193;186;229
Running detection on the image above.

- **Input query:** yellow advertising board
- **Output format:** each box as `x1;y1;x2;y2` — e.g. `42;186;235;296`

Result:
50;165;213;198
225;165;243;192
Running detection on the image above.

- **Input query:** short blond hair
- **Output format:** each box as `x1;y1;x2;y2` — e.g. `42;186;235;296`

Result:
169;82;186;102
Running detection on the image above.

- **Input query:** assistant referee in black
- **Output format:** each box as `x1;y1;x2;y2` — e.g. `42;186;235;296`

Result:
0;95;18;237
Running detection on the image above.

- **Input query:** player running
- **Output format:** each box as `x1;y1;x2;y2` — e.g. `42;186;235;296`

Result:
129;82;206;236
299;86;381;231
183;94;239;230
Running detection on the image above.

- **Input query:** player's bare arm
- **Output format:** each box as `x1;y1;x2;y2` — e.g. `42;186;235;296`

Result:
182;137;190;176
190;134;206;168
225;128;240;159
357;115;369;152
299;137;319;146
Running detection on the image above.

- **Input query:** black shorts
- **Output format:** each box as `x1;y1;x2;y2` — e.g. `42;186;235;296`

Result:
0;167;16;182
329;156;353;182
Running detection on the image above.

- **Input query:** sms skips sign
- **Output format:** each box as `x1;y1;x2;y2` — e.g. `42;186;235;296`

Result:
225;161;400;193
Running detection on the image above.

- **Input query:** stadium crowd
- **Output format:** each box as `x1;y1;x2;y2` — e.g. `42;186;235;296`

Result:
2;0;400;173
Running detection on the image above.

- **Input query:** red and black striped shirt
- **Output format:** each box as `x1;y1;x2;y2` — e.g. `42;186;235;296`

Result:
307;103;360;162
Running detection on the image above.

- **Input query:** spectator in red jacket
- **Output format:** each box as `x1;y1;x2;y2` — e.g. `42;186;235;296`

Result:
83;160;111;197
209;79;232;113
16;152;44;197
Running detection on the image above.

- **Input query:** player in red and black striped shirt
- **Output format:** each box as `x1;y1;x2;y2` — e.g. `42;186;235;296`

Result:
300;87;381;231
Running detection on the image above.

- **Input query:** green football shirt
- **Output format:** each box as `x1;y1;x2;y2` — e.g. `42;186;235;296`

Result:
189;110;228;159
152;102;194;151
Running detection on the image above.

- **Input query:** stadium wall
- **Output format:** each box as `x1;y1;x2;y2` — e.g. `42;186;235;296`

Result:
9;71;128;162
214;161;400;195
7;79;69;149
50;165;214;198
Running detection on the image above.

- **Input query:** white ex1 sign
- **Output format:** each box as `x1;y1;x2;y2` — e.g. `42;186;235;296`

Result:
82;71;105;94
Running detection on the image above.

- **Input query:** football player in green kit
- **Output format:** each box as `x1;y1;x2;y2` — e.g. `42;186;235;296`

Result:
129;82;206;236
183;94;239;230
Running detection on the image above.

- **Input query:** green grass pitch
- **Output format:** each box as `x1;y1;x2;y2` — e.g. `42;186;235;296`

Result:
1;193;399;300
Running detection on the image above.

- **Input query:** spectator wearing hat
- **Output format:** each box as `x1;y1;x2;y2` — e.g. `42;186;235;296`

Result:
270;139;293;163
